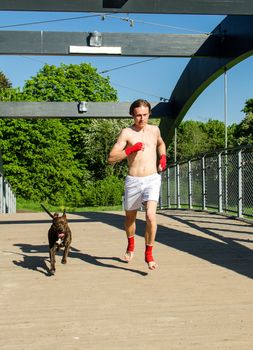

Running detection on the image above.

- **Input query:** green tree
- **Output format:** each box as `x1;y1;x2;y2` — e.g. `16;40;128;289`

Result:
0;71;11;88
82;119;130;179
242;98;253;115
22;63;118;167
22;63;117;102
201;119;225;150
176;120;209;160
0;118;90;206
234;112;253;145
0;63;118;206
234;98;253;145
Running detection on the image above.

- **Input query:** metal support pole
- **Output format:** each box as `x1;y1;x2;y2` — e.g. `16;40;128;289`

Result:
224;67;228;149
188;160;192;209
218;152;223;213
174;128;177;206
0;174;3;213
167;167;171;208
202;156;206;210
176;163;181;208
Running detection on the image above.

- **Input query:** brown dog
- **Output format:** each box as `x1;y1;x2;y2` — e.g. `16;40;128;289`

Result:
41;204;72;275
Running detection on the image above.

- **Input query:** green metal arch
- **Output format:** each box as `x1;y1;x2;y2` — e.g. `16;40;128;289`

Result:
160;15;253;147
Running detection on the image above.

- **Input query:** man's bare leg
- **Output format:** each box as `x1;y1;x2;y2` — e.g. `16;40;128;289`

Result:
144;201;158;270
124;210;137;262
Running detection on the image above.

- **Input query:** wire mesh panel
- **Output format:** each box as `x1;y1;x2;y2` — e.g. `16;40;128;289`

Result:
242;148;253;218
221;150;238;214
169;165;177;207
162;145;253;221
179;161;189;207
191;159;202;209
0;172;16;213
159;170;168;208
205;153;219;210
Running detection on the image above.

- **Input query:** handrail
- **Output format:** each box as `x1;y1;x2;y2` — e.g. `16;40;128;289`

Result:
0;171;16;213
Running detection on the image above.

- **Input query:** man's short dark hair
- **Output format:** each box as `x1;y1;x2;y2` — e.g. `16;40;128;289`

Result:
129;99;151;116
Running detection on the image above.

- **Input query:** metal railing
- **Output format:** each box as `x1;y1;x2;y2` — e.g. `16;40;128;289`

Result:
0;172;16;213
159;145;253;221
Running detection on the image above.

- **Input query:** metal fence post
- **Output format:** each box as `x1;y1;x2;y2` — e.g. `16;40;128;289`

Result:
238;149;243;218
176;163;181;208
167;167;170;208
202;156;206;210
218;152;223;213
0;174;3;213
188;160;192;209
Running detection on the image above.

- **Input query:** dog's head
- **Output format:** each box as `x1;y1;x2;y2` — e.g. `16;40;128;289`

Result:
41;204;68;240
52;212;68;239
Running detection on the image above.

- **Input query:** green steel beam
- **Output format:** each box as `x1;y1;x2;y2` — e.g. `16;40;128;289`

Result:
0;101;172;118
0;0;253;15
159;15;253;147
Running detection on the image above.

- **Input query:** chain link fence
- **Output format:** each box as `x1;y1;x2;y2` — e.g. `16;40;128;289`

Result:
0;172;16;213
159;145;253;221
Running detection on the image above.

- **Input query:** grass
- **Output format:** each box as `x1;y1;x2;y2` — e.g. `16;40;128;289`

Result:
16;197;122;213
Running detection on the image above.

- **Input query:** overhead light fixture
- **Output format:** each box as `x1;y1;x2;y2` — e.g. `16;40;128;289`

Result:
89;31;102;47
69;30;121;55
77;101;87;113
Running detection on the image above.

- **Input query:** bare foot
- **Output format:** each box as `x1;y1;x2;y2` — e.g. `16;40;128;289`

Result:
147;261;158;270
124;251;134;262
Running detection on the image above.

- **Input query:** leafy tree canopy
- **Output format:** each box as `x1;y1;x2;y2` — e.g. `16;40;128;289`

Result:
0;63;119;206
234;112;253;145
0;71;11;89
22;63;117;102
175;120;209;160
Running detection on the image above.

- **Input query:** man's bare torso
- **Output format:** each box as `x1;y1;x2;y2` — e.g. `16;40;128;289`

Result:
125;124;159;177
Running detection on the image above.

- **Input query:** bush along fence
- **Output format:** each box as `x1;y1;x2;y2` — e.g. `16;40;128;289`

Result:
159;145;253;221
0;171;16;213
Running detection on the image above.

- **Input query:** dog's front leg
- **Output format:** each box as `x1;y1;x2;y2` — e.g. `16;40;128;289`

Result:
62;243;70;264
49;245;57;274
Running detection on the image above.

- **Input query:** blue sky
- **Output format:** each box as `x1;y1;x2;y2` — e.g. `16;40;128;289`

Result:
0;10;252;125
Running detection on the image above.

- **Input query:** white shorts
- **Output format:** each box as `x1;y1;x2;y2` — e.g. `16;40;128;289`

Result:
124;173;161;211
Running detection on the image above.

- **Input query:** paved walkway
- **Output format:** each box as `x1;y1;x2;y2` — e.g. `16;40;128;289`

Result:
1;210;253;350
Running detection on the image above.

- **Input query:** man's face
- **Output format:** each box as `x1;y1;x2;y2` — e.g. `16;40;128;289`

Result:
132;106;150;129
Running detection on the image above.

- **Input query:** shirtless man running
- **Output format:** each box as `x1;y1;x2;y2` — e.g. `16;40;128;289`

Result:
108;99;167;270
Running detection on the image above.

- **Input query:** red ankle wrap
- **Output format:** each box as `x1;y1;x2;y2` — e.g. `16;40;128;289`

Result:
145;245;154;263
127;236;135;252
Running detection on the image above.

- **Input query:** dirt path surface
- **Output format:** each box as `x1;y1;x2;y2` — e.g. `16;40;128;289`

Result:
1;210;253;350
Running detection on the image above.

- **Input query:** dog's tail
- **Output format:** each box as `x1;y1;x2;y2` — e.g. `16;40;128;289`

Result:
41;204;54;219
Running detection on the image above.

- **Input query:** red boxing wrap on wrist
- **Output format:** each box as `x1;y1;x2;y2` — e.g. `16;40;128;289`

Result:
125;142;143;156
159;154;167;171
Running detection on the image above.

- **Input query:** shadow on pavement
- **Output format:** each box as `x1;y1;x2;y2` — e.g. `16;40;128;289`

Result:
74;211;253;279
12;242;148;277
6;210;253;279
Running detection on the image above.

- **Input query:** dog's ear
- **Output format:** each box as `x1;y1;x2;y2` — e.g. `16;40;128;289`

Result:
63;209;66;216
53;213;59;218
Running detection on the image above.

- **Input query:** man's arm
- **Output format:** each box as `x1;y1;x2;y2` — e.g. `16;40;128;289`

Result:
108;129;144;164
156;127;167;172
108;130;128;164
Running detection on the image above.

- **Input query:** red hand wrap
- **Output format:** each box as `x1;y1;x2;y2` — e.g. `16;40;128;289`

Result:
145;245;154;263
127;236;135;252
159;154;167;171
125;142;143;156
